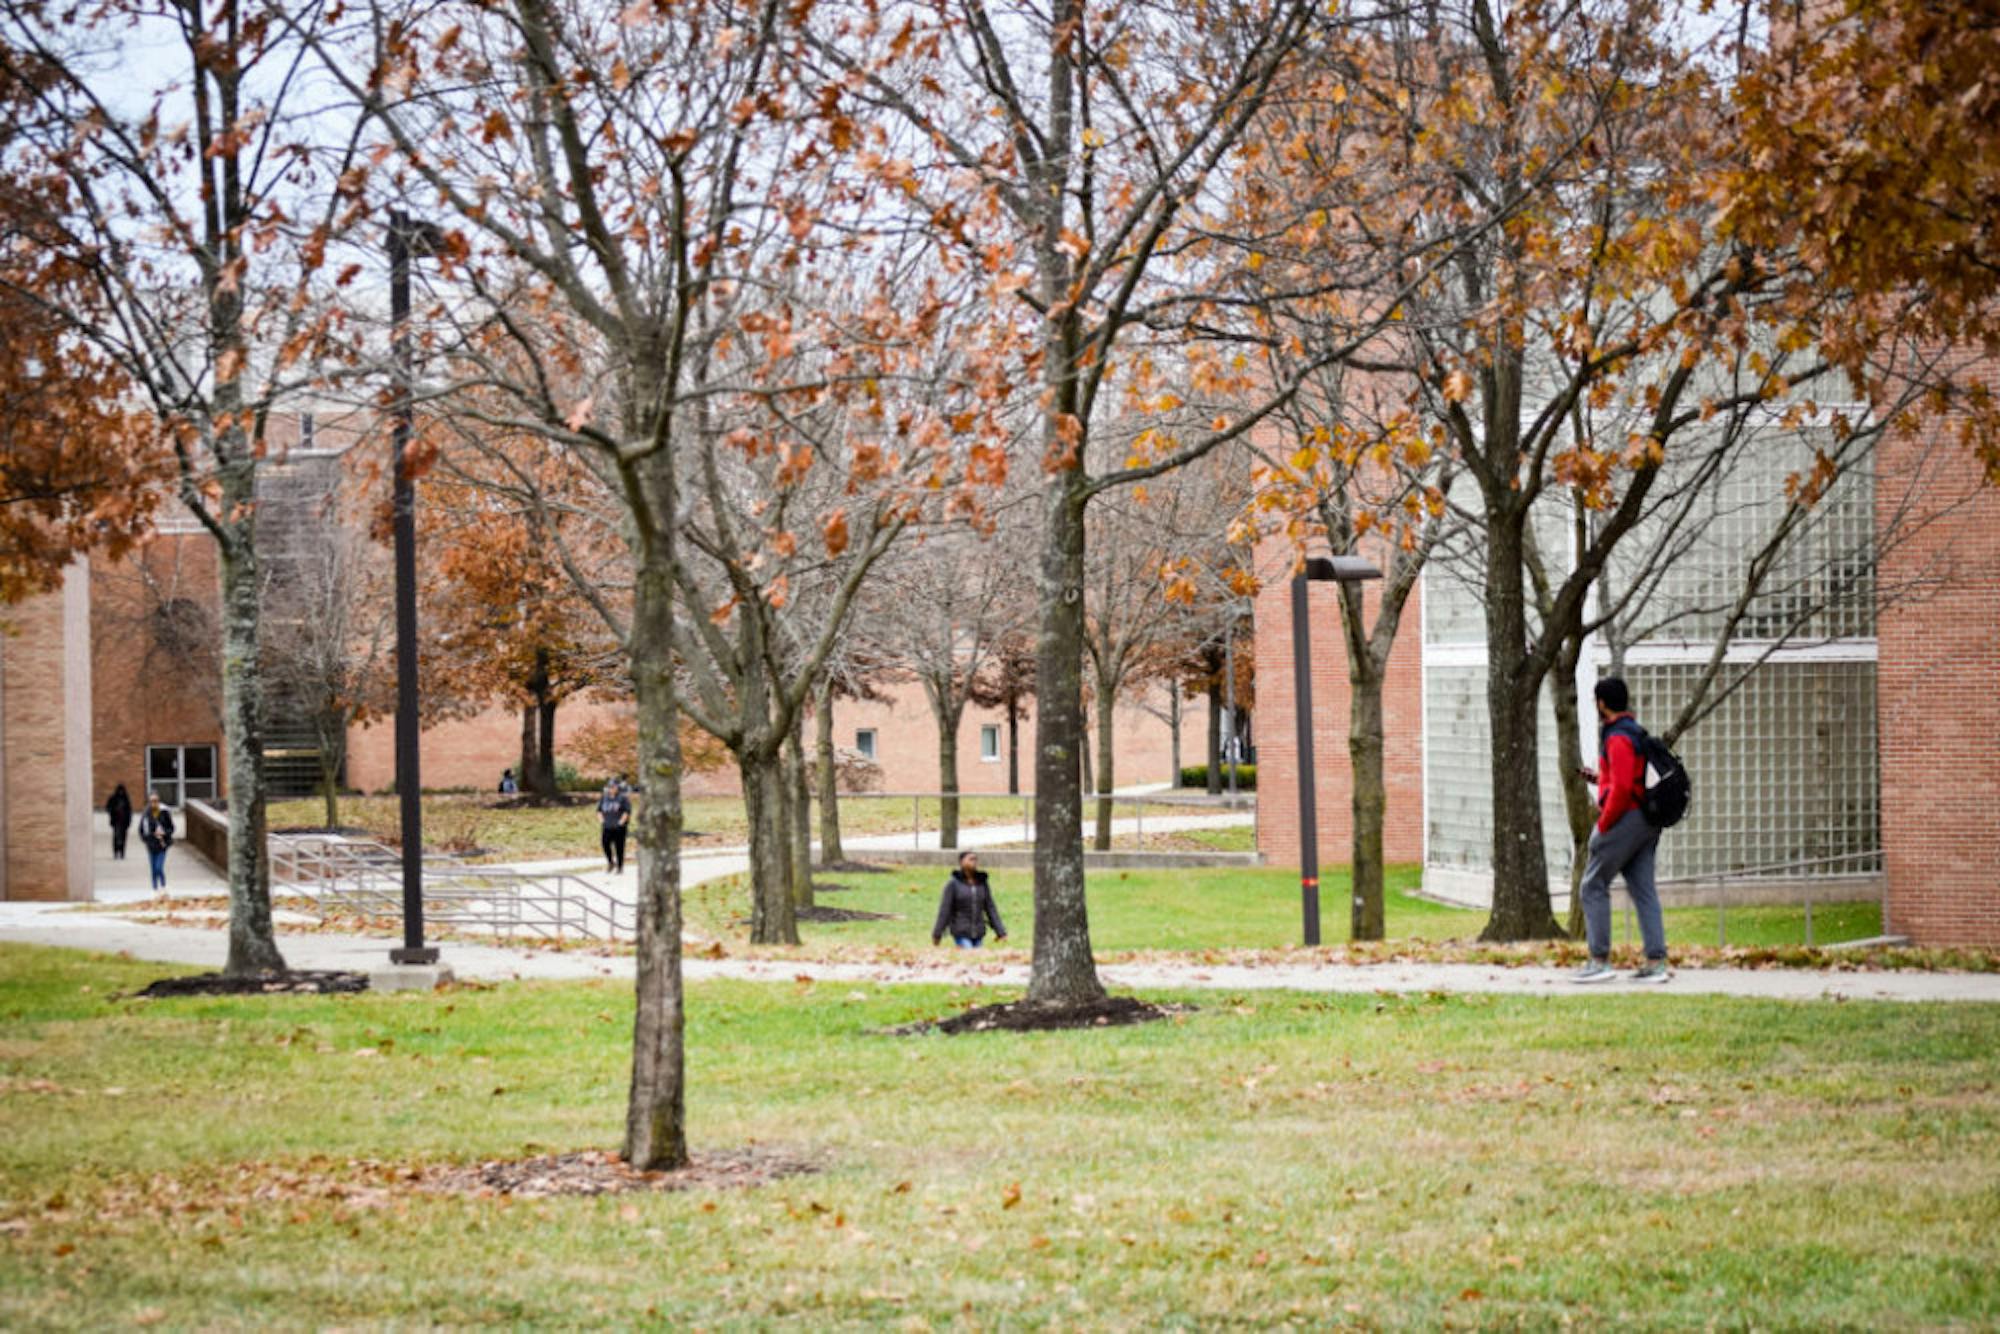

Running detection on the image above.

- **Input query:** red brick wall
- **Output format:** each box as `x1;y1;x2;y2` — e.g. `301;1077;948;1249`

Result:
344;675;1209;800
1253;538;1425;870
831;677;1207;796
1877;408;2000;947
345;695;636;793
2;563;94;901
90;532;228;807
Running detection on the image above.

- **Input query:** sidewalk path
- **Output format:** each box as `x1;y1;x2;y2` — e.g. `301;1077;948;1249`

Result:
3;911;1996;1002
481;810;1258;899
14;817;1989;1003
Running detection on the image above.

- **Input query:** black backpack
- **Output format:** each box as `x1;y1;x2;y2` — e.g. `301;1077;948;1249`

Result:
1606;719;1692;829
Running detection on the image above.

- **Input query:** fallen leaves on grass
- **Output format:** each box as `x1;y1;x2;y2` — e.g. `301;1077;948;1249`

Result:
1;1148;821;1239
416;1147;820;1199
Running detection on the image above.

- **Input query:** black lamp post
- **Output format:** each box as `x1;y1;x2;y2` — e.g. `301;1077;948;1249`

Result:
388;210;444;967
1290;554;1381;946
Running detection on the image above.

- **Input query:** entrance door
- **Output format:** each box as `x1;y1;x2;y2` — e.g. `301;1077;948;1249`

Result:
145;745;218;808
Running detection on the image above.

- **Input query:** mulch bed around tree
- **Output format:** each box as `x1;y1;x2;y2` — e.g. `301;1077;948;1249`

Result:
795;905;898;923
816;861;893;875
883;995;1192;1036
129;971;370;998
415;1147;819;1199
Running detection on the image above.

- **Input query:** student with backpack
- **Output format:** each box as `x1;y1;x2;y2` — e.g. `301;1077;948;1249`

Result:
1570;677;1689;985
137;792;176;893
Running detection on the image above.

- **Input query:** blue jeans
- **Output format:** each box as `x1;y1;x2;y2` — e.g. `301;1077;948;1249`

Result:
147;847;168;890
953;935;982;949
1580;807;1664;960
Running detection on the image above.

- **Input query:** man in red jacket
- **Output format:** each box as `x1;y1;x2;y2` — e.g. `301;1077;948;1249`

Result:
1569;677;1669;984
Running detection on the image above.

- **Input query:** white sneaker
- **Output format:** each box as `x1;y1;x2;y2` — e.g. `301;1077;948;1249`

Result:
1570;960;1618;984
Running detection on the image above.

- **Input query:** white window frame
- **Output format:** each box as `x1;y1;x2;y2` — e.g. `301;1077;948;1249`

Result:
979;724;1001;762
854;729;877;761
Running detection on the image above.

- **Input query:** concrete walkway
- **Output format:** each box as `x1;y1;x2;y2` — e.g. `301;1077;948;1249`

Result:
4;909;1998;1002
481;809;1258;901
9;819;1995;1003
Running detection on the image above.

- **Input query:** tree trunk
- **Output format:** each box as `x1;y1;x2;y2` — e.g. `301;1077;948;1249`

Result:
1205;672;1223;794
1479;511;1565;941
1079;696;1093;799
521;647;558;798
216;509;286;976
1027;480;1106;1006
814;677;844;865
536;695;558;793
787;715;812;910
1093;678;1115;852
1347;663;1387;941
1005;690;1021;796
935;695;963;850
740;746;798;945
624;548;687;1171
1550;638;1596;939
519;704;536;791
1167;686;1181;789
315;710;344;830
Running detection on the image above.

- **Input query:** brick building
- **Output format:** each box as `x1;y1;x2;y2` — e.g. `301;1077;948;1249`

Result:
1253;433;2000;949
0;564;95;902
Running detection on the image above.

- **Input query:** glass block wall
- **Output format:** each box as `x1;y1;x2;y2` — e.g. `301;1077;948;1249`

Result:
1422;662;1576;878
1421;432;1880;891
1621;661;1880;880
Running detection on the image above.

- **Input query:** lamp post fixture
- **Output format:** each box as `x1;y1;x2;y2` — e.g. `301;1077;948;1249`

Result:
388;210;445;967
1290;554;1381;946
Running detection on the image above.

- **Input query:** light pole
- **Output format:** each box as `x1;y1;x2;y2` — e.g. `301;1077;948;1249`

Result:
1291;554;1381;946
389;210;444;967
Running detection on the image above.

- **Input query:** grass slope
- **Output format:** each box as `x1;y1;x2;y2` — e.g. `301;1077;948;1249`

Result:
3;943;1993;1327
699;863;1883;954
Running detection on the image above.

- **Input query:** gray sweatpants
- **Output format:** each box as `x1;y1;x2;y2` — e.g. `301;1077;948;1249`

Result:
1580;807;1665;961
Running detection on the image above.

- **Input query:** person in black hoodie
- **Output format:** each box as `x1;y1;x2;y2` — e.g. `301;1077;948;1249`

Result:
105;784;133;860
932;851;1007;949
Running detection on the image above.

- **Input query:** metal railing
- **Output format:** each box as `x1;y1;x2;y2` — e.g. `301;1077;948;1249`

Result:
825;789;1233;851
1652;849;1886;948
269;832;635;942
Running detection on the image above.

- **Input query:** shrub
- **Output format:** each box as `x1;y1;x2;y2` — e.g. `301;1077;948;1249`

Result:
809;745;883;794
567;710;733;785
553;761;602;793
1180;763;1256;791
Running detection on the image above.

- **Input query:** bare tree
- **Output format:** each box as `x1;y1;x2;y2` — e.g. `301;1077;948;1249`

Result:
260;480;396;829
0;0;375;974
862;514;1033;848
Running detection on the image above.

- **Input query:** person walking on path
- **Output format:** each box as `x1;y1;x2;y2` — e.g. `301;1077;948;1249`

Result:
932;851;1007;949
105;784;133;860
1571;677;1670;984
597;778;631;874
137;793;176;892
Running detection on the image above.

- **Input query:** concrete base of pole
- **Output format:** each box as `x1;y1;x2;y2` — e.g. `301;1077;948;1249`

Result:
369;963;455;993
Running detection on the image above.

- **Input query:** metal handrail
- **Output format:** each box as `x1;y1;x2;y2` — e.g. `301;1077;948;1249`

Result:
269;831;636;943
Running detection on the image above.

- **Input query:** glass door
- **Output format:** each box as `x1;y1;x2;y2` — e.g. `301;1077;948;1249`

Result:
145;745;219;808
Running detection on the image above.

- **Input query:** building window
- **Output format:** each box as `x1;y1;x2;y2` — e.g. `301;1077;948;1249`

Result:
145;744;218;809
980;724;1000;761
854;729;877;761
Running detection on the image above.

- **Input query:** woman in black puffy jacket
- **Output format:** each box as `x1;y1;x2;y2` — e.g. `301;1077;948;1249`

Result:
932;851;1007;948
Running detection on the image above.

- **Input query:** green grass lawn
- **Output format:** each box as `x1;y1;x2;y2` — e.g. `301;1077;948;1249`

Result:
1;943;1994;1327
267;793;1186;863
698;862;1884;955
